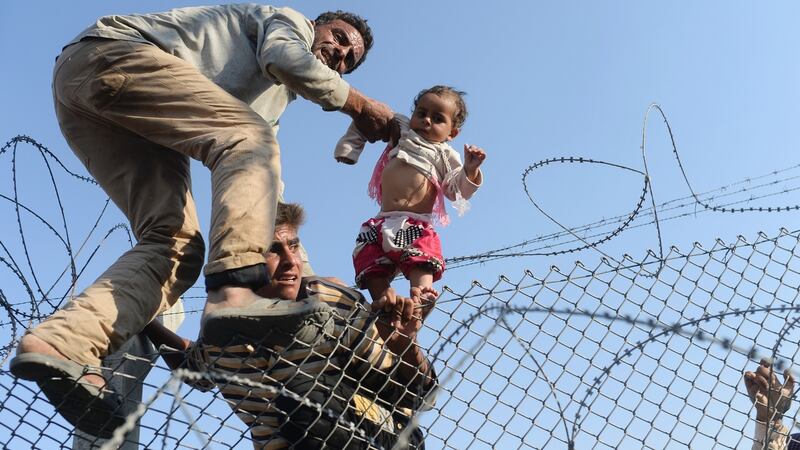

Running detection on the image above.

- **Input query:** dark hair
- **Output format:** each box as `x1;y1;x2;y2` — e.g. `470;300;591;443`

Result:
315;10;373;73
413;85;468;128
275;203;305;229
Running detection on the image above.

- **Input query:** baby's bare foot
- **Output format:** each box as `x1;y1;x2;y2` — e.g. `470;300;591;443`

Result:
419;286;439;300
410;286;439;320
410;286;438;301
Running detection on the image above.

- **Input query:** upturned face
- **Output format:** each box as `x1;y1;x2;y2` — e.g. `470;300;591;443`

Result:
409;93;460;143
258;224;303;300
312;19;365;74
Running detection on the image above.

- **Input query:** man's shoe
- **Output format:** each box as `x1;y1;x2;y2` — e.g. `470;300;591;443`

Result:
10;353;126;438
201;298;334;348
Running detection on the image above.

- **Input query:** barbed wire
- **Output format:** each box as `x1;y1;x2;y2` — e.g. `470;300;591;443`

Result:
3;102;800;450
447;167;800;268
448;104;800;274
0;135;132;365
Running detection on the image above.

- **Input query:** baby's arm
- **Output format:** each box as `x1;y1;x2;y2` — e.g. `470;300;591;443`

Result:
463;144;487;183
442;144;487;202
333;121;368;164
333;115;406;164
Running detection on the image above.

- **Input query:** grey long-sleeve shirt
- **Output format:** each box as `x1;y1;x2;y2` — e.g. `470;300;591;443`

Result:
67;4;351;135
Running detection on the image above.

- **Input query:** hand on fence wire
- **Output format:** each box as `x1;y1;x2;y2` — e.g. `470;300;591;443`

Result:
371;287;437;347
744;358;795;423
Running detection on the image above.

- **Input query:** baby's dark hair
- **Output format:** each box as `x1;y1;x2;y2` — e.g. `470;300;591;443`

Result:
315;10;373;73
413;85;468;128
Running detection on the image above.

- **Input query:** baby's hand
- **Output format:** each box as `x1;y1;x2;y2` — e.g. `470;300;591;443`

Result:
464;144;486;180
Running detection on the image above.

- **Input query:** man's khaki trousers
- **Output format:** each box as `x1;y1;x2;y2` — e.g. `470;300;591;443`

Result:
31;38;281;367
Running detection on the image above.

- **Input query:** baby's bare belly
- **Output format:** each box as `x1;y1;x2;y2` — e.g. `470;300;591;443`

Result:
380;158;437;214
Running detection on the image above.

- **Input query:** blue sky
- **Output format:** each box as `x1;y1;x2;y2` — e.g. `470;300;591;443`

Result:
4;1;800;275
3;1;800;449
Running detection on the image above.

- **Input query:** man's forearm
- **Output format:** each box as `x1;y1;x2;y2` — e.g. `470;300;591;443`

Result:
752;419;790;450
339;86;393;142
389;337;435;392
340;86;367;117
143;321;191;371
393;339;437;410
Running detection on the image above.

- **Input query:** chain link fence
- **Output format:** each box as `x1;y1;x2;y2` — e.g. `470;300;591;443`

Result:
2;136;800;449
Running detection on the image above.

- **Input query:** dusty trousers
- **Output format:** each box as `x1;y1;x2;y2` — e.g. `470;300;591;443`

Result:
31;38;281;366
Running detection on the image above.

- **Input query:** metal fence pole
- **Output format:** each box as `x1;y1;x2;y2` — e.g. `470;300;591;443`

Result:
72;300;185;450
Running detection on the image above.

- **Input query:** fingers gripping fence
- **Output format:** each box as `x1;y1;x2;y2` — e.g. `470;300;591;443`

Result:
4;127;800;449
4;228;800;449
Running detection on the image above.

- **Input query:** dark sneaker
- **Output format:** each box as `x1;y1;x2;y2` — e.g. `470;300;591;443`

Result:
200;298;334;348
10;352;126;438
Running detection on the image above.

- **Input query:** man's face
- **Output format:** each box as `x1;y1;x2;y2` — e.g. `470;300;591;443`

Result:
312;19;365;74
258;224;303;300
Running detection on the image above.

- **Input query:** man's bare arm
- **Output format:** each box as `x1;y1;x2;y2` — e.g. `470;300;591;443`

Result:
372;288;436;394
340;86;394;143
143;320;192;371
744;359;795;450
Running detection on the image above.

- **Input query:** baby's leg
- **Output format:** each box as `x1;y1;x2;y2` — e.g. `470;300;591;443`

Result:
363;275;393;303
353;216;396;302
398;218;443;313
408;268;434;296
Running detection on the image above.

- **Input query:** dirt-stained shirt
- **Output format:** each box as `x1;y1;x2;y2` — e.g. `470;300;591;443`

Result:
66;4;350;136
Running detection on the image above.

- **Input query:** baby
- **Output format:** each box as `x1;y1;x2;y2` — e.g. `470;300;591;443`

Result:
334;85;486;306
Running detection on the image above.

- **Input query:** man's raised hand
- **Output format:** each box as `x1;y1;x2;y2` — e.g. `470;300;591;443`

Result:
744;358;795;423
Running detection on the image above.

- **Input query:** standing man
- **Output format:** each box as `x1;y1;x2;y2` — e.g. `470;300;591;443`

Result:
10;4;393;437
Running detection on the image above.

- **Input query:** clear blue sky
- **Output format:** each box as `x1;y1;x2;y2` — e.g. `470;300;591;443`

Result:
2;2;800;449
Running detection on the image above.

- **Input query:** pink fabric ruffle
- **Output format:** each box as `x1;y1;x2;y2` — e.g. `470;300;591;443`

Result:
367;144;392;202
368;144;450;227
430;177;450;227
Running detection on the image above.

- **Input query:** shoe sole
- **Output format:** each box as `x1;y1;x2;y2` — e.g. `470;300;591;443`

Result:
201;299;334;348
10;353;126;438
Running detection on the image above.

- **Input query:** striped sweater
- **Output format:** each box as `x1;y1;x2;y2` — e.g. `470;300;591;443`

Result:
185;277;437;449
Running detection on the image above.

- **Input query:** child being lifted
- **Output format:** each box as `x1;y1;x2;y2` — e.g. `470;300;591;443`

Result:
335;85;487;313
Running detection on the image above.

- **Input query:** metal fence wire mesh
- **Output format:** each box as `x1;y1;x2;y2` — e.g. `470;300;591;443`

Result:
3;134;800;449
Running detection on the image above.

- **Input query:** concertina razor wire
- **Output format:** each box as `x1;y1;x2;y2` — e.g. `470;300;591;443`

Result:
3;103;800;449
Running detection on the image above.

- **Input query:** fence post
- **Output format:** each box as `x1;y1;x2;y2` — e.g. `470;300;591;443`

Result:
72;300;185;450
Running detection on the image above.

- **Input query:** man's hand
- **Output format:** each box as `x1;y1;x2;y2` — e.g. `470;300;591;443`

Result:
464;144;486;182
371;287;436;386
744;358;795;422
341;87;393;142
372;288;418;338
371;287;437;349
